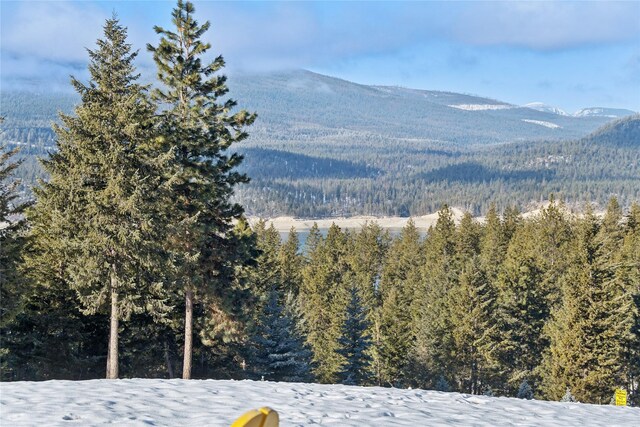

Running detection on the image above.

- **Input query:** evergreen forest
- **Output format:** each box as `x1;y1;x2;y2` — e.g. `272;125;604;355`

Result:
1;0;639;409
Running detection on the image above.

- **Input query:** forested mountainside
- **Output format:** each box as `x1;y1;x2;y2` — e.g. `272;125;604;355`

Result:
1;71;637;216
236;115;640;216
229;70;630;145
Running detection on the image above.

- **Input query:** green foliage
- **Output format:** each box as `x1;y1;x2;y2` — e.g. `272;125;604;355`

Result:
147;0;256;378
1;125;31;378
411;207;459;387
378;220;422;386
0;10;638;401
23;18;173;378
490;221;548;393
337;284;373;385
250;289;312;382
541;204;637;403
449;257;496;394
0;139;27;328
299;224;350;383
279;228;304;297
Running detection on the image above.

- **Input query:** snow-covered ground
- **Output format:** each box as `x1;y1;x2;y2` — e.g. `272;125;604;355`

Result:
1;379;638;426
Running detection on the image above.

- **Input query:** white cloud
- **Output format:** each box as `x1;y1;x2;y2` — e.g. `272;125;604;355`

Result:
2;1;638;73
1;1;107;62
453;1;640;50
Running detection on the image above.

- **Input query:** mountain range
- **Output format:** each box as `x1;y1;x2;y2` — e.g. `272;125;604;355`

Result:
522;102;635;119
229;70;634;148
1;69;638;217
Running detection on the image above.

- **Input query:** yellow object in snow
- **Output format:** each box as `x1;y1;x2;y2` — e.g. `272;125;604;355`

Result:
231;407;279;427
615;389;627;406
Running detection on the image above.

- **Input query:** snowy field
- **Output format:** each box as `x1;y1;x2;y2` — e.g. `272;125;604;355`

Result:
1;379;638;426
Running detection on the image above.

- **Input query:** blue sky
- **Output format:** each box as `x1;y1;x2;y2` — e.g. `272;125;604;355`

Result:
1;1;639;113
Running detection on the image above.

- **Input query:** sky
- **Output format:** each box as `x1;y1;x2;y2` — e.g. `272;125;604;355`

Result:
1;0;639;113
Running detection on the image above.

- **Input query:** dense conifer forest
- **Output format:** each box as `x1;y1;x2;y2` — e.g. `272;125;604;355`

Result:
1;0;639;410
237;115;640;217
3;187;640;404
2;78;638;218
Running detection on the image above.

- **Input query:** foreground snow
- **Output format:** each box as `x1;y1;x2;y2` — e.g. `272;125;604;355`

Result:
1;379;638;426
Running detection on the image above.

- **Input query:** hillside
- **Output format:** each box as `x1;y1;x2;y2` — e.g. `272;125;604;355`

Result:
236;115;640;216
232;70;621;147
1;379;638;426
1;70;630;150
582;114;640;147
1;71;638;216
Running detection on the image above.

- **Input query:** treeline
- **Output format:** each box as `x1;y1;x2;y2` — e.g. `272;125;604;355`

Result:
1;0;639;407
2;0;256;382
3;93;638;219
3;186;640;405
289;199;640;404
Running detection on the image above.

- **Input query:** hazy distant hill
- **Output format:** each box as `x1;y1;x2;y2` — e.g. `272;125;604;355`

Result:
231;70;624;147
1;70;638;216
1;70;632;151
574;107;637;118
581;114;640;147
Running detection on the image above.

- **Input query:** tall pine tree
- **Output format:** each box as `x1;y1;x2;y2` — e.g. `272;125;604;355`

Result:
378;219;422;386
490;222;547;394
412;206;458;388
541;208;626;403
619;203;640;404
337;284;373;385
300;224;350;383
148;0;256;379
25;18;172;379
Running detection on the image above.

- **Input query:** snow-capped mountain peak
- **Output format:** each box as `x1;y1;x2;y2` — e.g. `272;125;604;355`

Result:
574;107;637;118
524;102;568;116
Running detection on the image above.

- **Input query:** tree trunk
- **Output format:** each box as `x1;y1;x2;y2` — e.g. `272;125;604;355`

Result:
106;346;110;377
182;288;194;379
107;269;119;379
164;340;174;379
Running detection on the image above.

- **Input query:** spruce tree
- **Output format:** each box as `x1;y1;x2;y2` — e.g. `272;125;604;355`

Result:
0;140;27;328
305;223;323;255
251;289;312;382
25;18;171;379
347;222;390;314
337;284;373;385
378;219;422;386
412;206;458;388
619;203;640;404
479;203;507;281
435;375;452;392
345;222;390;384
490;222;547;394
449;257;495;394
475;204;505;390
0;133;30;377
533;200;573;308
278;227;303;297
148;0;256;379
299;223;349;383
517;379;534;399
248;220;282;301
540;209;625;403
